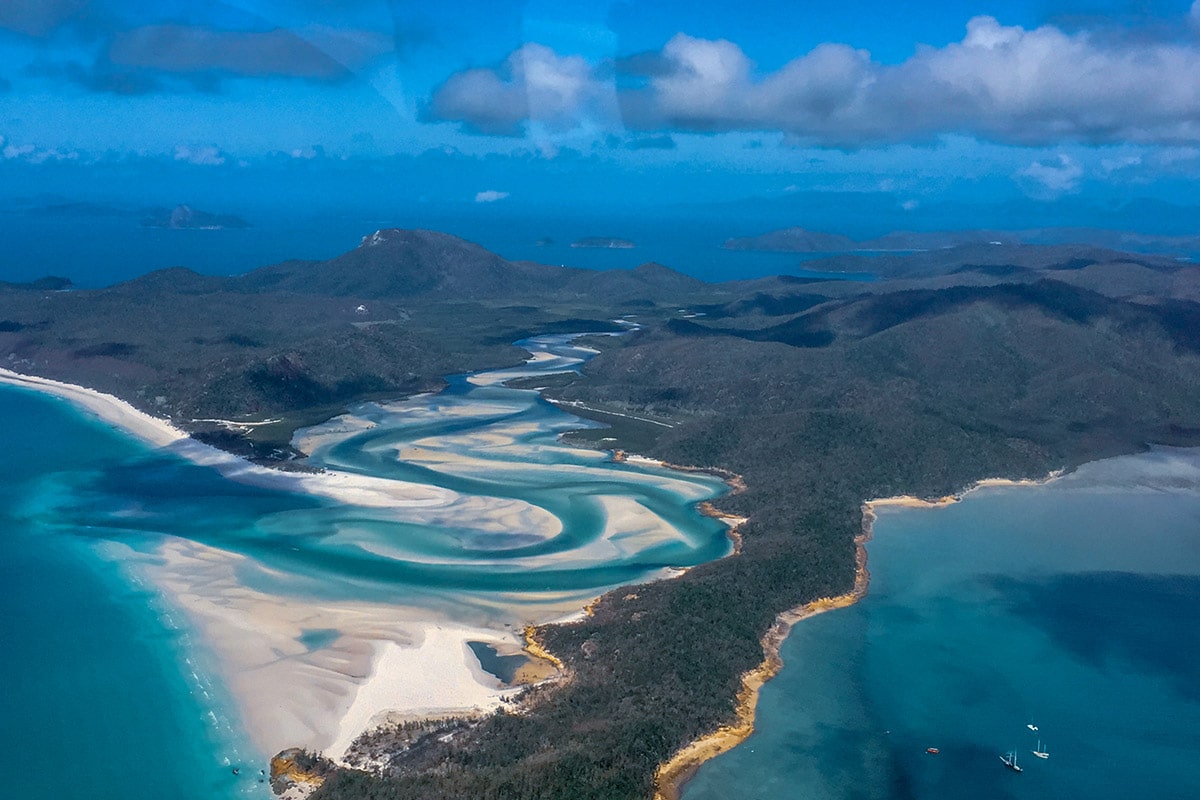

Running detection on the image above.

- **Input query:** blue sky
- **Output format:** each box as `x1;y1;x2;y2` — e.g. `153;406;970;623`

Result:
3;1;1200;239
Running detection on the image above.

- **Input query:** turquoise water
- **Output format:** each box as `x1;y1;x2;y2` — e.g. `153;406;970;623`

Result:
0;387;268;799
684;453;1200;799
0;333;731;799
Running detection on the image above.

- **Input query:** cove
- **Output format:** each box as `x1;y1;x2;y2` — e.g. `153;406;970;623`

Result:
684;449;1200;800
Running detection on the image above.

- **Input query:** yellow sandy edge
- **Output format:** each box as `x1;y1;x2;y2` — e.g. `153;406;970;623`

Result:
652;469;1065;800
651;524;871;800
523;625;566;671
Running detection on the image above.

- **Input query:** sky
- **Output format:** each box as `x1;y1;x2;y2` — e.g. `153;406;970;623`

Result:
3;0;1200;278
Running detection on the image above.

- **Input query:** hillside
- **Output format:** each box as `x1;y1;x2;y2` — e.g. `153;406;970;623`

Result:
725;225;1200;257
3;231;1200;798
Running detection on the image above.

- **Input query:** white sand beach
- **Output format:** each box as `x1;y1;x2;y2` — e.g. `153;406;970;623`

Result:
0;363;734;766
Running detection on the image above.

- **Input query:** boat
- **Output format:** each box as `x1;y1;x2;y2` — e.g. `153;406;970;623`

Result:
1001;751;1023;773
1032;740;1050;759
926;747;940;755
1026;723;1038;732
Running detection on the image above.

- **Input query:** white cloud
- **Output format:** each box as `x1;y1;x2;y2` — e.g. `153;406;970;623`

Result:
173;143;226;166
474;189;510;203
1100;154;1142;174
429;14;1200;147
1;136;79;163
1017;154;1084;196
428;43;613;135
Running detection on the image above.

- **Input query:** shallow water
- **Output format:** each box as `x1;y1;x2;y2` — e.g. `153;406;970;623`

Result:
684;450;1200;800
0;332;731;799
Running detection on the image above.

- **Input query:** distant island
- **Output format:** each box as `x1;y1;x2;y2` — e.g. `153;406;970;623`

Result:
142;204;251;230
725;225;1200;255
571;236;636;249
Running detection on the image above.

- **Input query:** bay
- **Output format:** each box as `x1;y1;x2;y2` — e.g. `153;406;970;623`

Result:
684;450;1200;800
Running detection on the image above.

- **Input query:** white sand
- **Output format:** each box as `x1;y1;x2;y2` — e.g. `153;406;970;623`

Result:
1;364;734;764
325;627;519;760
133;537;525;760
0;367;188;447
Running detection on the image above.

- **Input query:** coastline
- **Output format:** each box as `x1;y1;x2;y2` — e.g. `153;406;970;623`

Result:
0;369;537;761
651;468;1065;800
651;527;872;800
0;364;745;776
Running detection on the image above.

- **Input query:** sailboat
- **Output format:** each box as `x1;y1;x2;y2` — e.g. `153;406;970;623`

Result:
1001;751;1023;773
1032;739;1050;759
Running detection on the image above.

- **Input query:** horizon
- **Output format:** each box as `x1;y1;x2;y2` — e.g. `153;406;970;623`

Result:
4;2;1200;286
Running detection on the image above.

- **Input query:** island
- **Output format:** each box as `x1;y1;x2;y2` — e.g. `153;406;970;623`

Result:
2;228;1199;800
724;225;1200;256
141;203;252;230
571;236;636;248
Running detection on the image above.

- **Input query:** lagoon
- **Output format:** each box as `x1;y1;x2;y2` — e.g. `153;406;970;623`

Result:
0;333;732;798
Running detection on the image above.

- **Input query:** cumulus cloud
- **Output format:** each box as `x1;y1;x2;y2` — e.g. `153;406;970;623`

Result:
427;43;616;135
1017;154;1084;196
1;135;80;164
474;190;510;203
173;144;226;166
108;24;389;82
429;15;1200;147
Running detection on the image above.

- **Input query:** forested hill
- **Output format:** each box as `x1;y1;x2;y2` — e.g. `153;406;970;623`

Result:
308;235;1200;800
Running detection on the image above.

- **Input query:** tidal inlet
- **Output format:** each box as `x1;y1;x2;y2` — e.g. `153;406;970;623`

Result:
8;334;733;777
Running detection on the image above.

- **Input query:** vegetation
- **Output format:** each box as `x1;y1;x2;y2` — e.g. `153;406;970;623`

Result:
5;230;1199;798
313;243;1200;799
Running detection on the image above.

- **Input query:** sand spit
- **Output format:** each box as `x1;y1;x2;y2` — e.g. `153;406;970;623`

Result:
135;537;522;760
0;367;459;512
652;469;1065;800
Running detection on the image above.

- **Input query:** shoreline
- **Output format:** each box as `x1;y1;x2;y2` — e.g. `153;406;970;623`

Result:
0;364;747;776
651;526;872;800
0;368;539;761
651;468;1065;800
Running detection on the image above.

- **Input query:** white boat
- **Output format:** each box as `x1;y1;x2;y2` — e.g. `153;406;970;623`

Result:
1001;751;1023;773
1026;723;1038;732
1032;740;1050;759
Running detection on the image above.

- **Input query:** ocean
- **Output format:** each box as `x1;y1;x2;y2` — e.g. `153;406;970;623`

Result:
0;386;267;800
683;451;1200;800
0;212;871;288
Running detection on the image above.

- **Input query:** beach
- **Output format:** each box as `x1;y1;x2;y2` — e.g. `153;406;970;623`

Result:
653;468;1070;800
0;368;534;758
0;339;736;768
678;449;1200;799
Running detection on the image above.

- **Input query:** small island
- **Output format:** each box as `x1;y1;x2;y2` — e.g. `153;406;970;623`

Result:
142;204;251;230
571;236;636;249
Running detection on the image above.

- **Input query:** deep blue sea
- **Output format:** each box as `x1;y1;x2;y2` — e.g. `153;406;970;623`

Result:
0;213;872;288
684;453;1200;800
